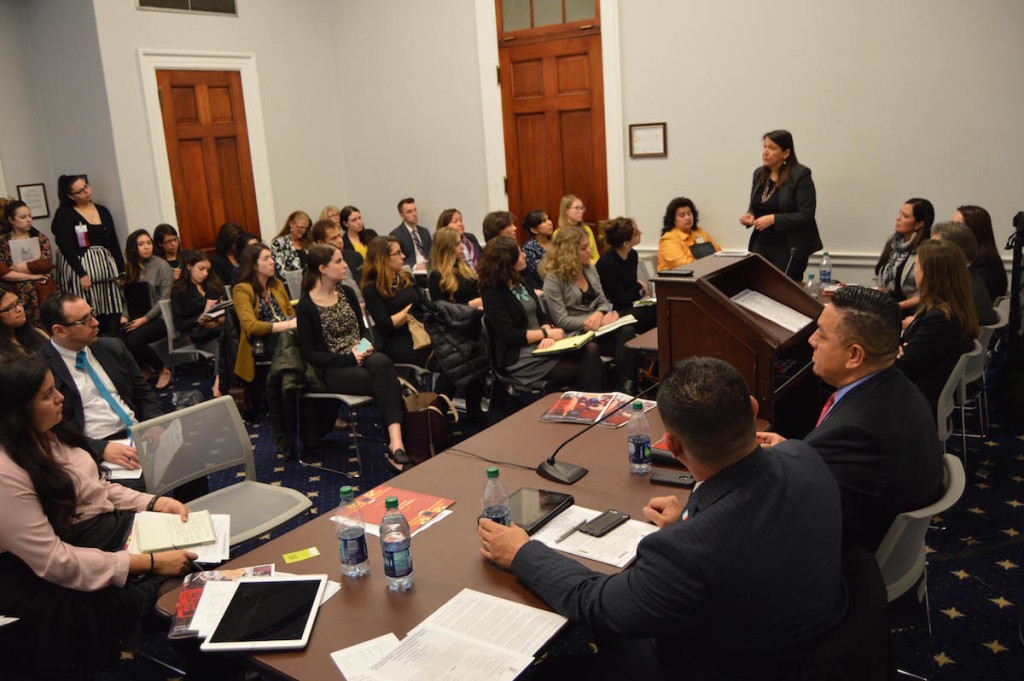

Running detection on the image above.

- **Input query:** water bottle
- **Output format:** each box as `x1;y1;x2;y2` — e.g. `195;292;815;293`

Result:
819;252;832;285
627;401;652;475
481;466;510;526
380;496;414;591
805;273;820;297
336;486;369;578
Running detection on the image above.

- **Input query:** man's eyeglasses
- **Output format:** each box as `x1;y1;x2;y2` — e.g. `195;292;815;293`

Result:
62;312;97;327
0;299;23;314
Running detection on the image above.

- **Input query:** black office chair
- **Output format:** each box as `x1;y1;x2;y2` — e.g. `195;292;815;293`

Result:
480;316;555;409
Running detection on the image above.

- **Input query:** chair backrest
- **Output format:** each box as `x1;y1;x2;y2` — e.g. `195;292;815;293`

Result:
875;454;966;598
985;296;1010;333
960;338;986;388
134;395;256;496
157;298;186;353
283;269;303;299
936;353;969;442
638;253;657;298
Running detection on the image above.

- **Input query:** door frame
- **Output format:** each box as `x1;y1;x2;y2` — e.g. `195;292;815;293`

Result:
473;0;625;216
137;49;276;239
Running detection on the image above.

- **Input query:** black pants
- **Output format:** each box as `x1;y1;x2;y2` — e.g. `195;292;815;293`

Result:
547;342;604;392
596;325;637;390
322;352;403;426
123;319;168;371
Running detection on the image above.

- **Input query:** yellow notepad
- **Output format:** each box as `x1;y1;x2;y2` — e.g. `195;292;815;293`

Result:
135;509;217;553
533;331;595;355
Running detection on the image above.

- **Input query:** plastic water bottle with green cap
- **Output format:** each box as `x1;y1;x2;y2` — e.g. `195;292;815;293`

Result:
336;485;369;578
481;466;510;526
627;400;652;474
380;496;414;591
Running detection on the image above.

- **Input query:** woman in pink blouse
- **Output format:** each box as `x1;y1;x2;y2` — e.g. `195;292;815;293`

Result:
0;357;195;675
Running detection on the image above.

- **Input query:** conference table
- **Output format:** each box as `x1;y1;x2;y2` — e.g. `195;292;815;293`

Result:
158;394;686;679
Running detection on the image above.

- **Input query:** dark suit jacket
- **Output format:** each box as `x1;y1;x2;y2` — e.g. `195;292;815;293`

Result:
806;366;944;552
390;223;432;266
896;309;974;415
38;338;164;460
971;269;998;326
746;162;823;260
480;284;551;370
510;443;847;679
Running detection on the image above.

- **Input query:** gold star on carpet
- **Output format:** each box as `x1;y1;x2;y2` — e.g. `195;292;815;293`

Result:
309;475;321;482
983;640;1008;654
940;607;965;619
1003;528;1020;538
270;481;282;486
1017;454;1024;461
990;596;1013;609
968;507;987;515
960;536;981;546
951;569;970;580
933;652;954;667
310;507;318;515
925;544;936;554
995;559;1018;570
1016;435;1024;442
273;466;284;473
974;482;991;490
235;471;245;478
120;651;134;661
983;440;998;447
1011;476;1024;483
259;533;271;541
276;453;284;459
1007;500;1023;508
306;491;319;498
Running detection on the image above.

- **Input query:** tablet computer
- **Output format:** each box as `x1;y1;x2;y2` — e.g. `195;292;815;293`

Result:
199;575;327;652
509;488;574;535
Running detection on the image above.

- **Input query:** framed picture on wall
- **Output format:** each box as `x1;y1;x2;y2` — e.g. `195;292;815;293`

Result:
17;183;50;219
629;123;667;158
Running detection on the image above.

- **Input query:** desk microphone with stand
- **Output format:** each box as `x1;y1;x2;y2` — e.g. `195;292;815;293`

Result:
537;382;660;485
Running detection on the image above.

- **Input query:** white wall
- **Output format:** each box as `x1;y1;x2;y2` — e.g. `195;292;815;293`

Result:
90;0;348;241
616;0;1024;272
0;0;56;236
328;0;491;239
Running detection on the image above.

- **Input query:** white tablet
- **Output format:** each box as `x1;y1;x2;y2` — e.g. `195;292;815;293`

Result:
199;574;328;652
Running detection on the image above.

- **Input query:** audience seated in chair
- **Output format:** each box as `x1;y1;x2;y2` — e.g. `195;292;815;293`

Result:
171;250;228;397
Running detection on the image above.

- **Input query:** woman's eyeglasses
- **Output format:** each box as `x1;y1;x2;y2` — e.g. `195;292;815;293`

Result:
0;300;24;314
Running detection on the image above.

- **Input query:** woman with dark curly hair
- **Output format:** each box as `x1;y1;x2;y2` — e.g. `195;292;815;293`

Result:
0;285;48;358
657;197;720;271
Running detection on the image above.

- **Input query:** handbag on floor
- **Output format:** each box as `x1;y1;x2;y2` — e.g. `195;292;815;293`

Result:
403;389;458;465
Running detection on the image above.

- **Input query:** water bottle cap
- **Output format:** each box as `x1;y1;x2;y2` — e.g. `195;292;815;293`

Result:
632;400;643;410
385;496;399;509
808;274;815;280
486;466;499;478
340;485;354;501
823;251;829;256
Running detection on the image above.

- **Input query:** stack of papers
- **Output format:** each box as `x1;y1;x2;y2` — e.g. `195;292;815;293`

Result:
134;509;217;553
531;505;658;568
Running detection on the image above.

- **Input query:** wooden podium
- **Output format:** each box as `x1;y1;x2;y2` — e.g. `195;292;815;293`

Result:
652;254;824;438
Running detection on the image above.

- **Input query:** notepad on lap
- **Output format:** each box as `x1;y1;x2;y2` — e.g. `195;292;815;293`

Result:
532;331;594;355
135;509;216;553
595;313;637;337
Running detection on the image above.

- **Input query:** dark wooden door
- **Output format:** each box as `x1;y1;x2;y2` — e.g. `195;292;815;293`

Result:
499;33;608;242
156;69;259;251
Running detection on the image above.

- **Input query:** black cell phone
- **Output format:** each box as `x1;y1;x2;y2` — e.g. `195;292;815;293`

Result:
659;268;693;277
650;470;696;488
579;509;629;537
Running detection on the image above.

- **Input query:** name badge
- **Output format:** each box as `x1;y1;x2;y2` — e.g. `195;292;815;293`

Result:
695;237;705;244
75;224;90;248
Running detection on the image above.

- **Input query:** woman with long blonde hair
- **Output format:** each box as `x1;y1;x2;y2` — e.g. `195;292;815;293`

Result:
557;194;598;265
896;239;979;415
428;228;481;308
541;224;637;392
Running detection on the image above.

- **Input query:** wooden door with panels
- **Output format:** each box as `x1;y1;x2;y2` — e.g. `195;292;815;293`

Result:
156;69;259;252
496;0;607;244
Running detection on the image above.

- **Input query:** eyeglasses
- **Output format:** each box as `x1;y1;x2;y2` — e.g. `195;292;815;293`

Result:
69;183;91;196
571;205;585;212
0;299;23;314
61;312;97;327
389;250;403;257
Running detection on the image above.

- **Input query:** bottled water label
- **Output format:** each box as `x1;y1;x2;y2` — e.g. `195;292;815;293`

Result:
383;540;413;578
483;505;510;526
339;528;368;566
628;434;652;465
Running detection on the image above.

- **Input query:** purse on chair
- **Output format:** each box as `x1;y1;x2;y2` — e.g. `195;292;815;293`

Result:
407;313;432;350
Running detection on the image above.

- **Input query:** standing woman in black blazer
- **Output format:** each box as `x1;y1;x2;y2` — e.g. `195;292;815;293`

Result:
739;130;821;281
896;239;979;416
479;237;602;391
50;174;126;335
297;245;408;471
171;250;227;397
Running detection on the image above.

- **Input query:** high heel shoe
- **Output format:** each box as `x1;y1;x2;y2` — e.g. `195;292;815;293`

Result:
385;447;411;473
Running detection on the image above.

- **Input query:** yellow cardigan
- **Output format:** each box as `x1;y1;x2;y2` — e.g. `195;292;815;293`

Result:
232;279;295;382
657;227;720;271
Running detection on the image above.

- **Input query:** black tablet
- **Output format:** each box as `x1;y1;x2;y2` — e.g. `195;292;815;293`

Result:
509;488;574;535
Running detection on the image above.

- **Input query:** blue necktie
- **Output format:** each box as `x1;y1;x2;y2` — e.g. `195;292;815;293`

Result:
76;351;133;437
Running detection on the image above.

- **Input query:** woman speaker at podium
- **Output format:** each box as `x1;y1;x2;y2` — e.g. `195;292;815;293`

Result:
739;130;822;281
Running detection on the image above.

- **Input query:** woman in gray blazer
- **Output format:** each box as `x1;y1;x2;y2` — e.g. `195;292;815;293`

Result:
541;225;637;392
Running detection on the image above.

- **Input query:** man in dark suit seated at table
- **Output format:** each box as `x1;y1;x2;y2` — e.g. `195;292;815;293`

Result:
479;357;847;680
758;286;944;552
390;197;431;283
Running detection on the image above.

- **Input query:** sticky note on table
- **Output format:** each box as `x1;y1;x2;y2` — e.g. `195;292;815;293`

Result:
282;546;320;564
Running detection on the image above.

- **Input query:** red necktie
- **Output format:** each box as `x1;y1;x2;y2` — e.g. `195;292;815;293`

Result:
816;393;836;426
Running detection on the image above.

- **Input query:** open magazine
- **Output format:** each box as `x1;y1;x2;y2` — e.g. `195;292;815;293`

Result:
540;391;656;428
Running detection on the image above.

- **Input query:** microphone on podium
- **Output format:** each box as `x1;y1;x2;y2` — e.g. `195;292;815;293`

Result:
537;381;661;485
783;247;799;279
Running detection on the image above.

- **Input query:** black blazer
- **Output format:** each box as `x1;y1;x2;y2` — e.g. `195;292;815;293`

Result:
171;281;224;343
362;280;425;365
896;308;974;415
390;223;432;265
971;251;1007;301
50;203;126;276
428;269;480;306
480;284;551;370
37;338;164;460
746;162;823;258
806;366;944;551
295;286;368;372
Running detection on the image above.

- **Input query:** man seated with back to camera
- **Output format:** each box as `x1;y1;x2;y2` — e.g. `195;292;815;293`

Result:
478;357;847;680
758;286;943;552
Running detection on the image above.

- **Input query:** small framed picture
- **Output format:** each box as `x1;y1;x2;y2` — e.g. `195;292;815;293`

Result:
629;123;667;158
16;183;50;219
